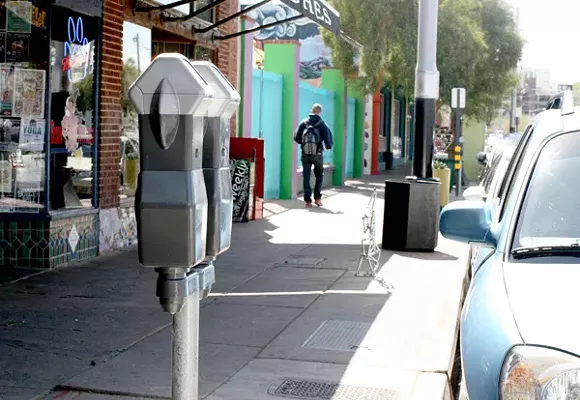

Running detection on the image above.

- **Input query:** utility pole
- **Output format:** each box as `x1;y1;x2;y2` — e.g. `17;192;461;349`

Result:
412;0;440;179
133;34;141;72
381;0;441;253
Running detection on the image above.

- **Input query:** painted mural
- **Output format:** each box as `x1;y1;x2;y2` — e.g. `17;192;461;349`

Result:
242;0;332;81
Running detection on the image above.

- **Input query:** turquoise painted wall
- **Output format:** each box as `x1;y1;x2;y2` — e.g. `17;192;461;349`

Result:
298;81;336;167
252;69;283;199
346;97;355;178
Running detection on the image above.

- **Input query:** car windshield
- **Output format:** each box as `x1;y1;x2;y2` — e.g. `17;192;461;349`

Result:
514;130;580;249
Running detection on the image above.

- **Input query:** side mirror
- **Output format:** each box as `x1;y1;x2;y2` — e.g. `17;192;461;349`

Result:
462;186;485;202
476;152;487;166
439;200;496;247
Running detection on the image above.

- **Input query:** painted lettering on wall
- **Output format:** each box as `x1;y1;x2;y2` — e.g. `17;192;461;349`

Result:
280;0;339;35
61;16;90;83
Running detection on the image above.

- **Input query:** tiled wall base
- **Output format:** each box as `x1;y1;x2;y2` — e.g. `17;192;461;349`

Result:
99;206;137;253
0;213;99;269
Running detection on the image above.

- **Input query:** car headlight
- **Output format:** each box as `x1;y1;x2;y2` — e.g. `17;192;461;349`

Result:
500;345;580;399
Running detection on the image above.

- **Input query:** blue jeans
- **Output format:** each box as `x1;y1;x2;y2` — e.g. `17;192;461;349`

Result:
302;154;324;203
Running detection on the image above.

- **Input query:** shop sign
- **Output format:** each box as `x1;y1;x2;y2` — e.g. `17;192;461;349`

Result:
279;0;340;36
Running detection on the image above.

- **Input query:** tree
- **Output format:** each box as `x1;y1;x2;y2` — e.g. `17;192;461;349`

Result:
323;0;524;122
321;0;395;93
122;58;140;117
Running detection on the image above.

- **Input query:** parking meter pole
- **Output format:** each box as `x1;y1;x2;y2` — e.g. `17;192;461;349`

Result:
381;0;441;252
172;288;199;400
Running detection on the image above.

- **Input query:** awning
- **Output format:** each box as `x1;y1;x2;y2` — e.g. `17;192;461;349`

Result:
134;0;343;41
278;0;340;36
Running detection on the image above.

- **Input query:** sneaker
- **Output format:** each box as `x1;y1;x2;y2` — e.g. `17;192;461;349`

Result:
305;202;313;208
314;199;323;207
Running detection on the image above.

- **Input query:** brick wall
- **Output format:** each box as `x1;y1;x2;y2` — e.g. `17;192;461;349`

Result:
97;0;240;211
100;0;124;209
216;0;239;136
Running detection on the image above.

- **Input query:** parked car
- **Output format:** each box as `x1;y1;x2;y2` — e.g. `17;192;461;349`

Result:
464;133;521;203
440;91;580;399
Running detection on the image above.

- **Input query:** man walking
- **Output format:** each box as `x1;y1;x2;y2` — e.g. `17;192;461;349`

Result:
294;103;333;207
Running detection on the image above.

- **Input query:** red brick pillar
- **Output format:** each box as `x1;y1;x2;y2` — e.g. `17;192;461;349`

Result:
99;0;124;209
216;0;239;136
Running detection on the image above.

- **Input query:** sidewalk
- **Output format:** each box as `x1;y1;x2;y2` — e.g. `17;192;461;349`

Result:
0;176;469;400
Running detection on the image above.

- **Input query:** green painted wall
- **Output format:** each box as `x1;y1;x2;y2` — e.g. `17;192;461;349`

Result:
322;69;345;186
264;42;298;199
463;118;486;181
347;80;364;178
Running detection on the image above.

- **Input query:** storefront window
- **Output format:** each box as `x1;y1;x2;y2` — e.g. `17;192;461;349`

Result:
0;0;49;213
49;7;98;210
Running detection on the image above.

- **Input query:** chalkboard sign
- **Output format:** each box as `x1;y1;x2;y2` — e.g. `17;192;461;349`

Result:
230;158;251;223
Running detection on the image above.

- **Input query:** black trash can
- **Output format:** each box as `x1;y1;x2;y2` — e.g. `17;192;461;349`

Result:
381;178;441;252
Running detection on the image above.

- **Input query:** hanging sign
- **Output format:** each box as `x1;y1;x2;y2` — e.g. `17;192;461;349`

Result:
279;0;341;36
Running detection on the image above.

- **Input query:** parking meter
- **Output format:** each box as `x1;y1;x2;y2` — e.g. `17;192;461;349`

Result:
129;53;213;269
129;53;219;400
191;61;240;261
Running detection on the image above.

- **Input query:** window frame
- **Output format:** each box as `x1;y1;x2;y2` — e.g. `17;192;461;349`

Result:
507;129;580;258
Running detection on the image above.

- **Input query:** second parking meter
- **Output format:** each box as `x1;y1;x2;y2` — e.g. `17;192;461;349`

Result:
191;61;241;261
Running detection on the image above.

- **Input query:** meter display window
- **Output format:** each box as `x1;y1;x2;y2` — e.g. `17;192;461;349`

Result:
0;0;49;213
48;7;98;210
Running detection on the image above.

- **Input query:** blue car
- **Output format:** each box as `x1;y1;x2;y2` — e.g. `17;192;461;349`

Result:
440;91;580;399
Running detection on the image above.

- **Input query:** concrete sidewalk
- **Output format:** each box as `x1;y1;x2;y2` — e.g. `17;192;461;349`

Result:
0;179;469;400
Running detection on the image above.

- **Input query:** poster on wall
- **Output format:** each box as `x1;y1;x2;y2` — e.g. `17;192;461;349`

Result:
31;6;46;29
0;64;13;115
230;158;251;223
0;159;11;193
0;3;6;31
6;32;29;62
6;0;31;33
13;68;45;117
19;117;45;152
0;32;6;62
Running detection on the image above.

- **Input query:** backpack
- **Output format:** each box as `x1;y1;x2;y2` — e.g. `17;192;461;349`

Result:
301;120;323;156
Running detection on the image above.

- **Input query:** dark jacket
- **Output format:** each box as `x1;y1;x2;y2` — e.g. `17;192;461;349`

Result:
294;113;333;153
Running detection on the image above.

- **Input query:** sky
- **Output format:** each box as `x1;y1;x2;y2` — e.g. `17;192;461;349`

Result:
507;0;580;83
122;22;152;72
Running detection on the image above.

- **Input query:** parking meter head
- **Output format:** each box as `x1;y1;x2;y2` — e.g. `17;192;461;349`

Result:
191;61;240;118
129;53;213;117
191;61;241;260
129;53;214;268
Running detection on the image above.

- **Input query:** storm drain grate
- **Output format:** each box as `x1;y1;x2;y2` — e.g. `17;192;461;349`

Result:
302;320;372;352
270;378;400;400
280;255;326;266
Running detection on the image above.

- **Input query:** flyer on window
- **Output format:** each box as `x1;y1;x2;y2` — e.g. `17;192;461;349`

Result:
6;32;28;63
13;68;45;118
0;64;14;115
0;32;6;63
6;0;31;33
19;117;45;152
0;159;11;193
0;3;6;31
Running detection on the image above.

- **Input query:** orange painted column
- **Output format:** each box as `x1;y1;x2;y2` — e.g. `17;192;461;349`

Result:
371;88;382;175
